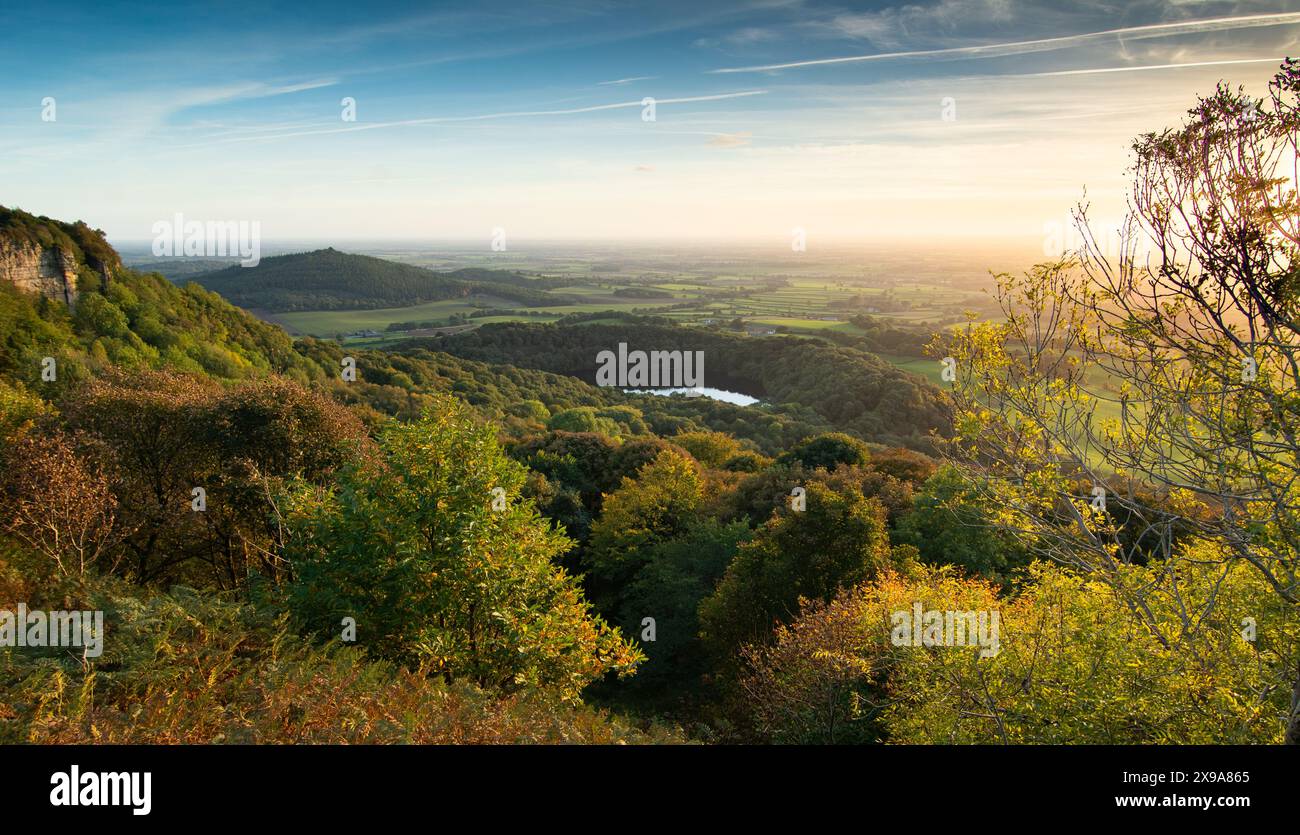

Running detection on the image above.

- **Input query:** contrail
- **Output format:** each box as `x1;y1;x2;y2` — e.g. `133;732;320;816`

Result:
1028;57;1280;77
598;76;659;85
710;12;1300;73
180;91;768;146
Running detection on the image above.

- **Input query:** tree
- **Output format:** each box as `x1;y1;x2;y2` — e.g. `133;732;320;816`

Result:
736;585;883;744
0;430;120;583
939;61;1300;742
727;462;810;526
0;379;50;440
699;482;892;663
776;432;870;471
60;369;368;587
896;465;1030;583
729;457;918;529
865;447;936;487
547;407;619;435
615;518;751;691
672;430;746;468
887;548;1298;743
60;370;217;585
740;552;1297;744
586;449;704;612
286;394;640;702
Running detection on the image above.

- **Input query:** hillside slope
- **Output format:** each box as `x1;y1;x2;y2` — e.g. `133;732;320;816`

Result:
0;212;828;453
0;213;318;392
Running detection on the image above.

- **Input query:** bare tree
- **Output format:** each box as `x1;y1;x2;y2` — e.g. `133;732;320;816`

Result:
940;60;1300;743
0;431;123;582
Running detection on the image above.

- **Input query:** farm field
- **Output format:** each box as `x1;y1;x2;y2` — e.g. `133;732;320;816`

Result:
878;354;947;386
276;299;487;335
226;244;1027;372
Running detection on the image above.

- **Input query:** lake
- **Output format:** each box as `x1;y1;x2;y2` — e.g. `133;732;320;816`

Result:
623;387;759;406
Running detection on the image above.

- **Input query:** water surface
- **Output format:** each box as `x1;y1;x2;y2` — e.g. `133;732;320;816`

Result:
623;387;759;406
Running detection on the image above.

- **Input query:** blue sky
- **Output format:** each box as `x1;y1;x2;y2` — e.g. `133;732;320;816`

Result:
0;0;1295;246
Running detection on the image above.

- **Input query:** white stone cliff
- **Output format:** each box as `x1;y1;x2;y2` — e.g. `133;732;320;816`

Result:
0;240;79;304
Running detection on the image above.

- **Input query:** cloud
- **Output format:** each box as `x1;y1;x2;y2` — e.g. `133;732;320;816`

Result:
200;78;339;104
1025;57;1281;77
708;131;752;147
818;0;1020;49
598;76;658;86
710;11;1300;73
694;26;784;49
181;90;769;146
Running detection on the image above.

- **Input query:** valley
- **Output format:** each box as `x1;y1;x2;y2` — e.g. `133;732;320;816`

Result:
124;243;1021;385
3;0;1296;797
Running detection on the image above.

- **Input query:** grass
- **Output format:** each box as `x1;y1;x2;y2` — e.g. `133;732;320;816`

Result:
747;317;867;335
277;300;677;337
278;299;484;335
878;353;947;386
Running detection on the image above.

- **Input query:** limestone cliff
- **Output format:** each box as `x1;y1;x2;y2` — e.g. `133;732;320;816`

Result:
0;205;119;305
0;239;79;304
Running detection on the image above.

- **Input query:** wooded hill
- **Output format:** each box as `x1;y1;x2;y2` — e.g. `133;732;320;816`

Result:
435;319;951;451
189;248;557;311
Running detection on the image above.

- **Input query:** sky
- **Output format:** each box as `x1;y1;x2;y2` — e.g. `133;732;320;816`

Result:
0;0;1295;250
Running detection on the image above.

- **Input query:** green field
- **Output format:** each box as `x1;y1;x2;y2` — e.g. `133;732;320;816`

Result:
278;296;683;338
277;300;485;335
227;244;1042;446
256;247;1013;368
877;353;947;386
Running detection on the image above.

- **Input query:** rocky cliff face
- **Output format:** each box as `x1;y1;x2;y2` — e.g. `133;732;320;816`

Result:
0;239;79;304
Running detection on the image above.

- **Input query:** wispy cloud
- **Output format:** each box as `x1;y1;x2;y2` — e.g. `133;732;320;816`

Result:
180;78;340;107
1026;57;1281;77
10;0;1291;243
707;131;752;147
254;79;340;97
182;91;769;146
710;12;1300;73
598;76;658;86
694;26;783;48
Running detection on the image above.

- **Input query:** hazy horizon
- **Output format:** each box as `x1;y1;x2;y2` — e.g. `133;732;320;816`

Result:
110;236;1045;281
